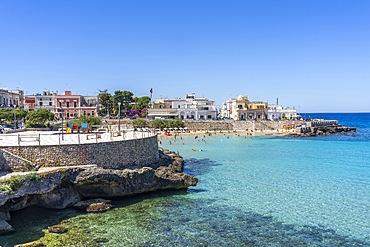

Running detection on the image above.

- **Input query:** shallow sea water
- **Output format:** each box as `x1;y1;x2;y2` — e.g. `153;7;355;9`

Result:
1;113;370;246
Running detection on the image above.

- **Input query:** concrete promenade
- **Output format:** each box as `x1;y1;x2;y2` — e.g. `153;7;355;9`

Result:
0;130;155;147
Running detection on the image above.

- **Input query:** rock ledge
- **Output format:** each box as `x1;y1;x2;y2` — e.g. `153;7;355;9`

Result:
0;149;197;235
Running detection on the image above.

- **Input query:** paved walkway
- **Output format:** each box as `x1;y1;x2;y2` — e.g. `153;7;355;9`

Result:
0;130;155;147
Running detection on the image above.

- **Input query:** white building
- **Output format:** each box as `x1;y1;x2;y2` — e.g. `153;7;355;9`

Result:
148;94;217;120
0;88;24;107
267;104;298;120
220;95;268;120
34;90;56;113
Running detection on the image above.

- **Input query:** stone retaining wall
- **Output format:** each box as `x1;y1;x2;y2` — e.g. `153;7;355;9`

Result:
232;121;283;131
0;149;37;173
184;121;233;131
184;120;285;132
3;135;159;169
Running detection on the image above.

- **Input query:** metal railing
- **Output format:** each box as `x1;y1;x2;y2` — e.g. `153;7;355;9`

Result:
0;129;156;147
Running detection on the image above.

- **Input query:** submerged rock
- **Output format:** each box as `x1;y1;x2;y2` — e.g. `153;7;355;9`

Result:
73;198;112;210
94;237;109;244
47;225;68;234
86;202;113;213
14;241;45;247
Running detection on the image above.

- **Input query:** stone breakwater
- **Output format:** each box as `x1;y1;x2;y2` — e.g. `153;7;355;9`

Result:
292;125;356;137
0;148;197;235
1;135;159;169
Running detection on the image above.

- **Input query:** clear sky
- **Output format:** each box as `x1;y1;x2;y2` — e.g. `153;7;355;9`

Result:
0;0;369;112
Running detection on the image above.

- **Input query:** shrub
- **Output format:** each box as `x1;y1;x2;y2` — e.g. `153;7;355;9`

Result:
132;118;148;128
149;118;184;129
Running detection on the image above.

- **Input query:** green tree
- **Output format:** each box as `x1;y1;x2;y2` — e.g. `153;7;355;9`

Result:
131;104;141;111
149;118;184;129
69;115;101;127
0;109;28;124
25;109;55;128
16;109;28;120
132;96;151;110
170;118;185;128
0;109;12;123
150;119;165;129
113;90;134;114
81;115;101;126
132;118;148;128
98;90;113;117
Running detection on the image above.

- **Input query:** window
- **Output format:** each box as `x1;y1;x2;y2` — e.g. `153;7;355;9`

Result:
49;102;52;106
74;102;77;108
39;102;43;106
66;102;70;108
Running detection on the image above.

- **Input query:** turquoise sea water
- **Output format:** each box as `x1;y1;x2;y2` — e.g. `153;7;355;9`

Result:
1;113;370;246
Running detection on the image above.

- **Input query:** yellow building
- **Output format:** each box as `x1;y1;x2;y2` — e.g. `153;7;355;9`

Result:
221;95;268;120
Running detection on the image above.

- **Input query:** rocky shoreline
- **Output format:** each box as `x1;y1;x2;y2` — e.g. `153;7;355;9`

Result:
0;148;197;237
288;125;356;137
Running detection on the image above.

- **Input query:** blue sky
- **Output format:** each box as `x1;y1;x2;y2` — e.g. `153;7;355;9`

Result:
0;0;369;112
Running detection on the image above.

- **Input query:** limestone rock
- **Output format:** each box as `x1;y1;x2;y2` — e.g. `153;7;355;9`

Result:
73;198;112;210
37;185;81;209
0;170;66;208
0;208;10;221
155;166;198;189
0;220;14;235
8;195;34;211
0;148;198;234
73;167;159;198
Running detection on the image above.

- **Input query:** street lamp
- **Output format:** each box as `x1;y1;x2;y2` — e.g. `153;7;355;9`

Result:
13;105;16;129
118;102;121;133
59;100;64;140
